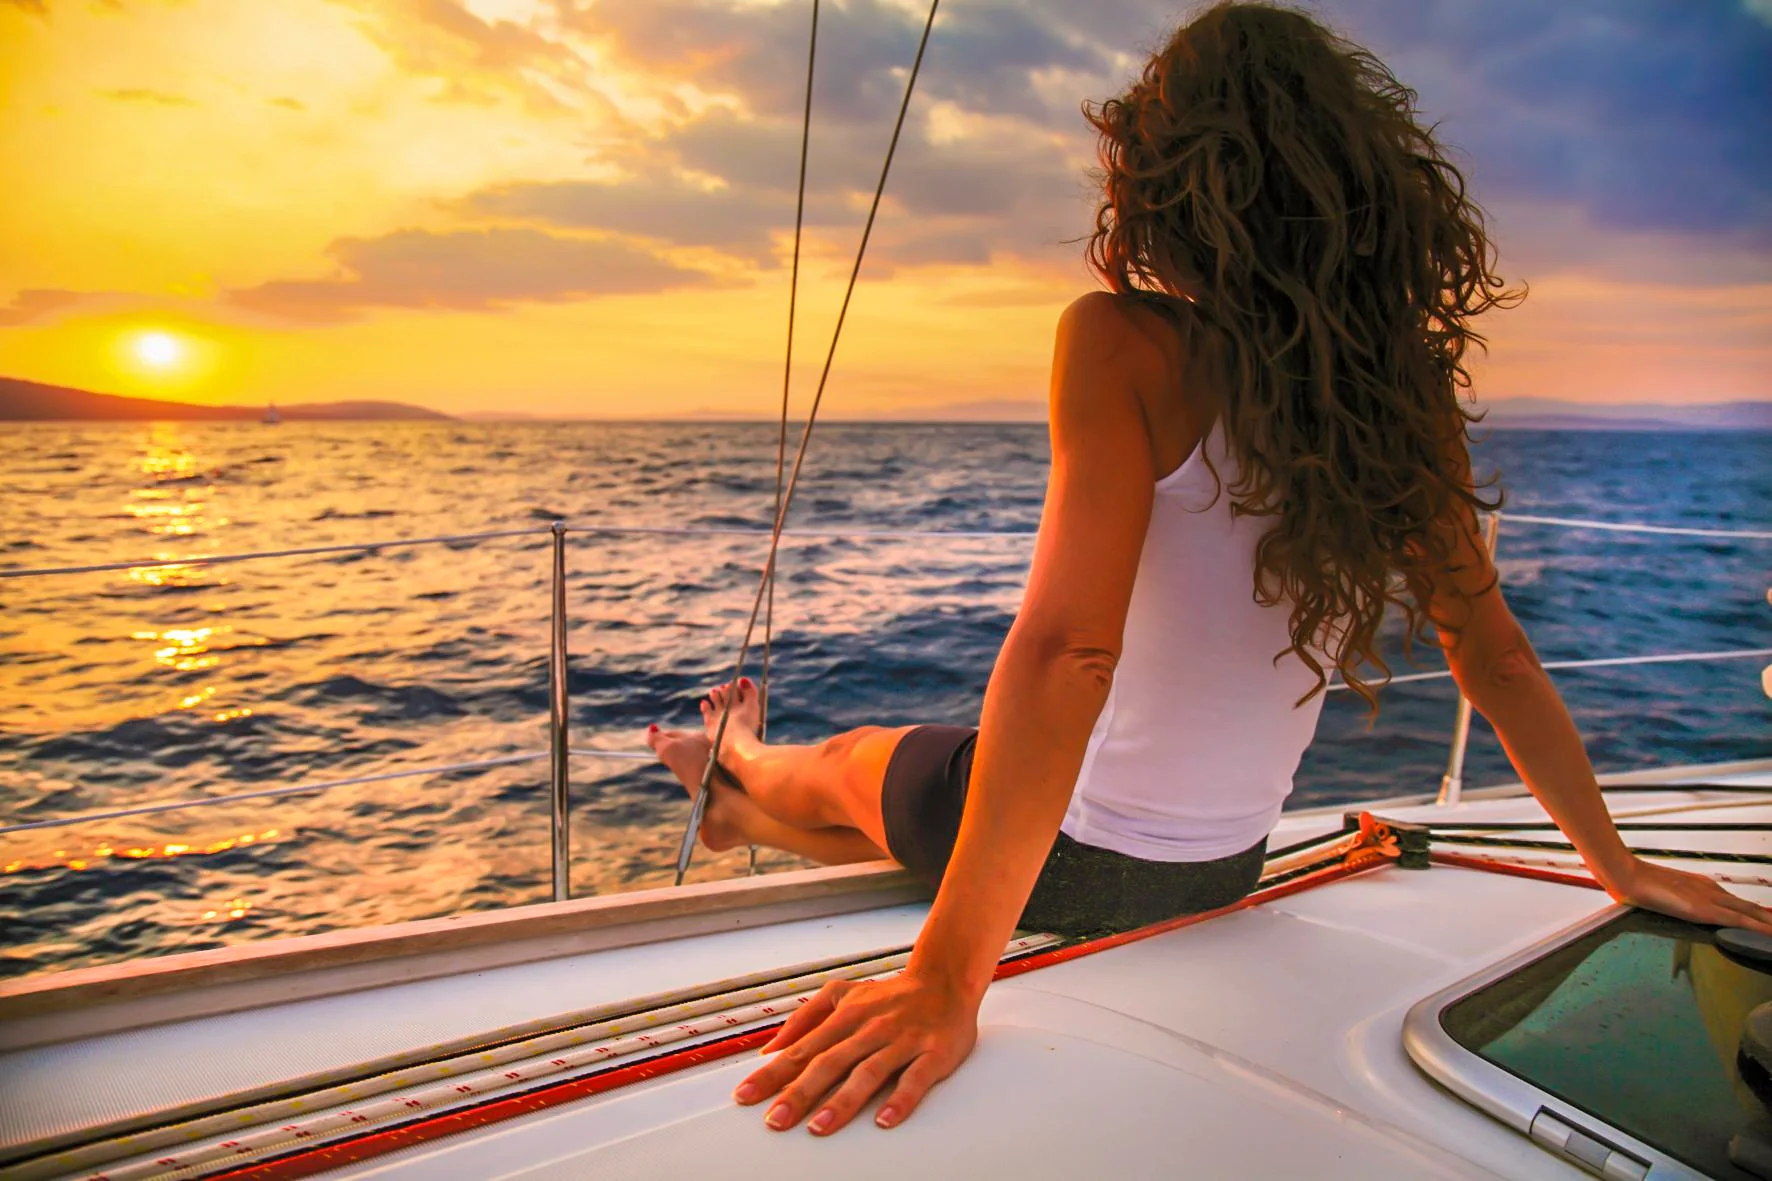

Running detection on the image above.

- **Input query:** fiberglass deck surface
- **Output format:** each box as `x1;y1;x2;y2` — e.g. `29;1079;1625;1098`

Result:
316;775;1771;1181
7;767;1768;1180
0;906;932;1160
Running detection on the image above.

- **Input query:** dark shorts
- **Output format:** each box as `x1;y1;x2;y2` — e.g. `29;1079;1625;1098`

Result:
880;724;1267;939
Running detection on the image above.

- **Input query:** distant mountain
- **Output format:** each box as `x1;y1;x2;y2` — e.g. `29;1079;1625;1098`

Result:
1476;397;1772;431
864;396;1772;428
0;377;452;422
788;396;1772;427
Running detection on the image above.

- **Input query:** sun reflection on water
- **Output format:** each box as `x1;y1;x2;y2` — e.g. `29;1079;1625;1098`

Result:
125;491;228;537
132;432;197;481
129;625;267;698
126;560;224;588
2;829;284;875
200;898;252;922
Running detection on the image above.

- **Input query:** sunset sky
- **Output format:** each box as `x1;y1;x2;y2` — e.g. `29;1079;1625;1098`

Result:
2;0;1769;418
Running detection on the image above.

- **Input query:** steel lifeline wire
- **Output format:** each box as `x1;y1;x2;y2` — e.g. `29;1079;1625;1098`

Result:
674;0;943;885
89;820;1408;1181
751;0;819;879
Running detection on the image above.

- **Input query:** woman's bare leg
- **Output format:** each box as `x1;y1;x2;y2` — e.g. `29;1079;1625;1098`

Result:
646;726;889;865
697;679;908;855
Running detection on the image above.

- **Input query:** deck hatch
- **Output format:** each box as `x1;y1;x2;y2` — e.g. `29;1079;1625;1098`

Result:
1530;1109;1650;1180
1407;908;1772;1181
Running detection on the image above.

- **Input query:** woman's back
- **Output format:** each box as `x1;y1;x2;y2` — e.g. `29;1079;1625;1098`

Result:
1061;301;1326;861
1063;416;1327;861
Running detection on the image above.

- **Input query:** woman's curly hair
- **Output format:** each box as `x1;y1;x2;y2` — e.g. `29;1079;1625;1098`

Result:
1085;0;1523;714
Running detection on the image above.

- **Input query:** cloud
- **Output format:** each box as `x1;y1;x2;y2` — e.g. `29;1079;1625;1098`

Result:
227;227;717;321
530;0;1766;282
1308;0;1772;246
465;56;1094;272
98;87;197;106
468;89;1088;251
467;169;853;264
326;0;599;112
564;0;1117;125
26;0;1769;327
0;289;98;326
267;96;306;111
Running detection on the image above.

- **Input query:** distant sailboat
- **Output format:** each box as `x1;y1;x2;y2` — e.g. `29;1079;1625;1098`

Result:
263;403;281;425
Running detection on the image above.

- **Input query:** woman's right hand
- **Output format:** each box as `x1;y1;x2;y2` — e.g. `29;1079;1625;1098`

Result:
1604;855;1772;935
732;970;982;1136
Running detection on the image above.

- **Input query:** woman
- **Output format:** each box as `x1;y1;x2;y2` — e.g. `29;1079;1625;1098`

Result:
645;0;1772;1138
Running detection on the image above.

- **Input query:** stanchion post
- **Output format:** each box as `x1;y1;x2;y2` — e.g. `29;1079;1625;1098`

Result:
1437;511;1502;807
549;521;571;901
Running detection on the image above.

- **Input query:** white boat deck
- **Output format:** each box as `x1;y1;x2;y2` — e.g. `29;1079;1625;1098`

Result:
3;761;1768;1180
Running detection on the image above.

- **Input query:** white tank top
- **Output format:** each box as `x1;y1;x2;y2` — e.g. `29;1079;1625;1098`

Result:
1059;421;1329;862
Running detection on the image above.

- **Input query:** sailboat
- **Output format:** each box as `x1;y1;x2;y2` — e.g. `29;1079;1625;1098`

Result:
2;3;1769;1178
1;758;1766;1180
262;403;281;426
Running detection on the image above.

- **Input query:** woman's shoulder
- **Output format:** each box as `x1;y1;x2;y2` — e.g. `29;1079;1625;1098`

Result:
1060;289;1183;338
1057;290;1186;376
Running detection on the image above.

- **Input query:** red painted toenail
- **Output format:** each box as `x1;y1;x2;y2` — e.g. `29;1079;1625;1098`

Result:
648;724;658;733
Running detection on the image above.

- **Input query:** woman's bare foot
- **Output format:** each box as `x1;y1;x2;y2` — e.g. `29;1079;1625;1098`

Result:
701;678;765;761
645;726;757;853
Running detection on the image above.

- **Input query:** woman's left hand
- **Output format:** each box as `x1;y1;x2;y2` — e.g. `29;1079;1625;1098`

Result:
1605;855;1772;935
732;970;982;1135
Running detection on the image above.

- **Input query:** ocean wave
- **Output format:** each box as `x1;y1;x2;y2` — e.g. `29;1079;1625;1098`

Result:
1;421;1767;981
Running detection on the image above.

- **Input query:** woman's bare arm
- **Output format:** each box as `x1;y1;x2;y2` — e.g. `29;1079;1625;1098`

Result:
730;291;1175;1134
906;290;1168;1001
1424;500;1772;933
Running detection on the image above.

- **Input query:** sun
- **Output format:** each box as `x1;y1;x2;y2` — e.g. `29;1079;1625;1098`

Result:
135;331;183;369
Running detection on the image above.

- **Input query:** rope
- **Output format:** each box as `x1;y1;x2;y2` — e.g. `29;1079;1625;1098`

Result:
1429;820;1772;832
751;0;819;879
1432;848;1772;890
1429;831;1772;866
674;0;943;885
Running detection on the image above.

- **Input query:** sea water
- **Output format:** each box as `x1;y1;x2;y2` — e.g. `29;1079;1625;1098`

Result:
0;421;1767;977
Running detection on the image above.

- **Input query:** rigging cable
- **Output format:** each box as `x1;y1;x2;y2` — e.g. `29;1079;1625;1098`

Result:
1425;831;1772;866
752;0;820;878
675;0;942;884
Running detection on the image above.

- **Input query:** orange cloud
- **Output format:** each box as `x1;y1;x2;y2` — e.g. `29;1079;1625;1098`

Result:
227;227;722;321
326;0;601;113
